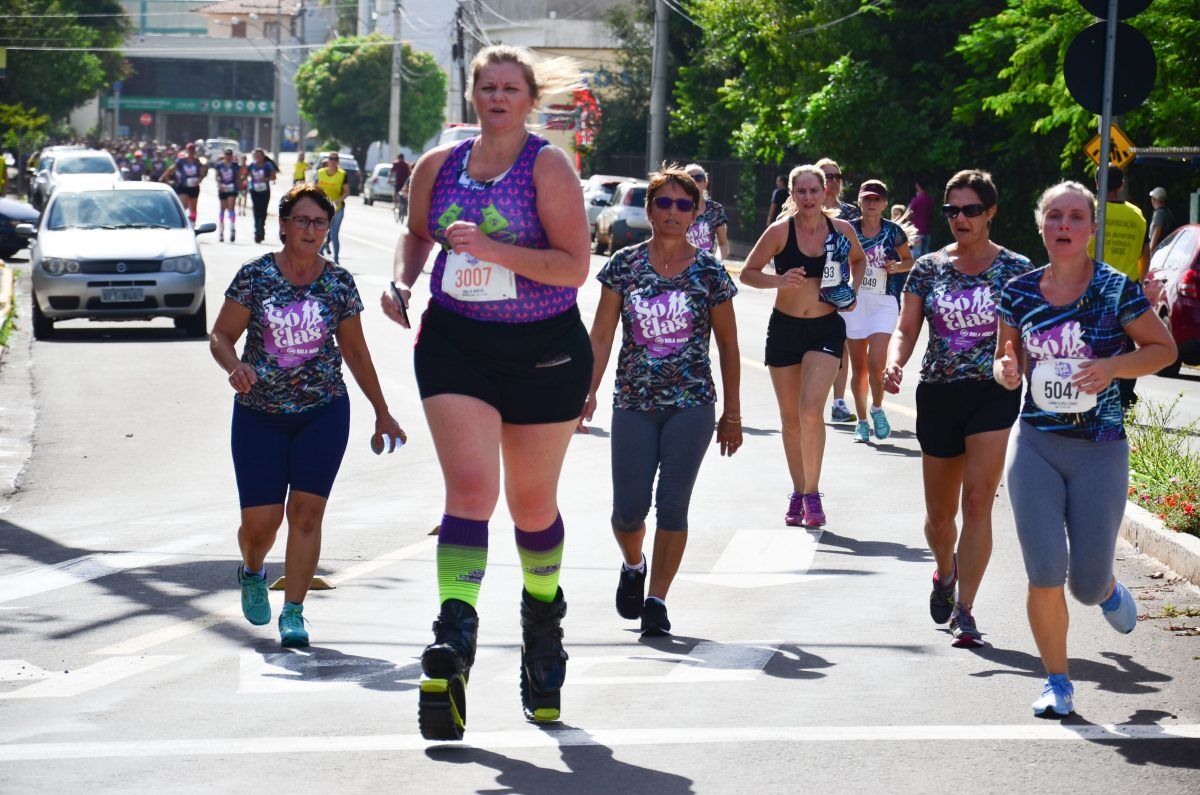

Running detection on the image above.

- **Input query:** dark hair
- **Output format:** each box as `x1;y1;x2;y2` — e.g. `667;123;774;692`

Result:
645;164;702;211
944;169;998;209
277;184;335;242
1104;166;1124;191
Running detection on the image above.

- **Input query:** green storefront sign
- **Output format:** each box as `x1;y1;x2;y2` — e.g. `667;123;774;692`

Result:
102;96;273;115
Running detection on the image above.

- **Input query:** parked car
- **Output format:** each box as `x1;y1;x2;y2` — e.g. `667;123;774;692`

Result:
593;179;651;255
27;145;92;209
582;174;631;239
20;182;216;339
1145;223;1200;377
0;196;41;259
436;124;481;148
363;163;392;205
316;152;362;196
30;149;120;211
203;138;240;163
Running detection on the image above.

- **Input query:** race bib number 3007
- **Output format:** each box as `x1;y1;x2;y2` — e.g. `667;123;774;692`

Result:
1031;358;1097;414
443;250;518;302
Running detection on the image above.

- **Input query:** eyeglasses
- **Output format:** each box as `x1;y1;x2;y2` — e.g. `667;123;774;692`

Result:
687;173;707;182
941;203;988;219
653;196;697;212
822;171;842;180
285;215;330;231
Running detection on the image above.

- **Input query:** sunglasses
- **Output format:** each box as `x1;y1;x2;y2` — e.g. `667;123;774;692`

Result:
942;203;987;219
653;196;696;212
687;173;707;182
822;171;842;180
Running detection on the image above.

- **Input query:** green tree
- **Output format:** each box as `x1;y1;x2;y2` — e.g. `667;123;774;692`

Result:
294;34;447;165
0;0;130;121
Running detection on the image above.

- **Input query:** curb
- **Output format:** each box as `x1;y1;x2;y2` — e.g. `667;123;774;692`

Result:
0;262;13;367
1121;500;1200;584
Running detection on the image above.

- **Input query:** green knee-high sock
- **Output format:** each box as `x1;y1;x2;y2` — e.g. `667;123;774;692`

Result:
515;515;565;603
436;515;489;607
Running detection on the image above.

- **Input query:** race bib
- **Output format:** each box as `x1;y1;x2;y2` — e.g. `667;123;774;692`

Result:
1031;358;1097;414
861;263;887;295
220;182;235;193
252;182;268;192
820;253;841;288
185;177;200;188
443;250;517;302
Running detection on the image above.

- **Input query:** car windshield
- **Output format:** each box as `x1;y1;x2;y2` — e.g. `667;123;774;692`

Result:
629;188;648;206
47;191;186;230
56;156;116;175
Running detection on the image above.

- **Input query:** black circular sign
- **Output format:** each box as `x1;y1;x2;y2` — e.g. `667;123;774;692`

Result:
1077;0;1153;20
1064;21;1156;116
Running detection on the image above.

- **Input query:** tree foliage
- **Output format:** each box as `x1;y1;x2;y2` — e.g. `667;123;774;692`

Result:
0;0;130;121
294;35;447;164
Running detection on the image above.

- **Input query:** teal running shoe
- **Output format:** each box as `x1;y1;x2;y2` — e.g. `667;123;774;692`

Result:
870;407;891;440
1101;581;1137;634
854;420;870;442
1032;674;1074;717
279;602;309;647
237;564;271;626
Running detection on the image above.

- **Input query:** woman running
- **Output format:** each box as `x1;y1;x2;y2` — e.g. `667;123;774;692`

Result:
995;181;1175;716
247;148;277;244
844;179;914;443
683;163;729;262
315;154;349;264
209;184;404;648
883;169;1032;648
740;164;866;528
213;148;241;242
380;45;591;740
580;166;742;637
816;157;860;425
164;142;204;224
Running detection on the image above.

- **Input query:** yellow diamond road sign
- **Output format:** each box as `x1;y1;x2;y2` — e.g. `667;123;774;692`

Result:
1085;125;1136;170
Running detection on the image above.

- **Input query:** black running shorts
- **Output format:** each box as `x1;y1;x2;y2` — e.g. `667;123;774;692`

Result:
915;379;1020;458
764;309;846;368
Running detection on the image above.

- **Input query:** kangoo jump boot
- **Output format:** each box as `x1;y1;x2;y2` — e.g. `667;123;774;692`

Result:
418;599;479;740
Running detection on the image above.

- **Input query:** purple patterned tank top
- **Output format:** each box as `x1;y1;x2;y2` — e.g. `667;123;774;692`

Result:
427;134;578;323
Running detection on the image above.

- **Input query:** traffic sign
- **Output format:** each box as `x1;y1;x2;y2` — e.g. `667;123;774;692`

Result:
1064;21;1156;116
139;113;153;127
1085;124;1136;169
1078;0;1153;19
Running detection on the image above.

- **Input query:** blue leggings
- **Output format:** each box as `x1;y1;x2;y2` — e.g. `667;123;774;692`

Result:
322;206;345;262
611;404;715;533
1004;421;1128;604
231;394;350;509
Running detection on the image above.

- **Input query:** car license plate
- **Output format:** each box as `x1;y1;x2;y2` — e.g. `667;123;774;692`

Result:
100;287;144;303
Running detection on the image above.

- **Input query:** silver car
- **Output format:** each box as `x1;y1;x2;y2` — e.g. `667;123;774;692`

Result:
363;163;392;205
22;182;216;339
593;180;651;255
30;149;120;211
582;174;631;239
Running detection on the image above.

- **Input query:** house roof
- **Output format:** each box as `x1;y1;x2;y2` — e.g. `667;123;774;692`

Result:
193;0;302;17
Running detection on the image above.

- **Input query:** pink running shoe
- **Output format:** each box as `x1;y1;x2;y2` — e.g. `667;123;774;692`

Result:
785;492;805;526
801;493;826;528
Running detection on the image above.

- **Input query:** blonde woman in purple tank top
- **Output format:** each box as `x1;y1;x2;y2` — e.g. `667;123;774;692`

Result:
380;45;592;741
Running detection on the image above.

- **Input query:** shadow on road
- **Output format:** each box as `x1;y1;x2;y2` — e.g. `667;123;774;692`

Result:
37;325;199;344
425;724;695;794
1056;710;1200;770
635;634;835;681
256;644;422;693
966;646;1171;695
816;529;932;564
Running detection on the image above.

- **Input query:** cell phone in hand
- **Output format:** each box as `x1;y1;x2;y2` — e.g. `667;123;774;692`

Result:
389;280;410;326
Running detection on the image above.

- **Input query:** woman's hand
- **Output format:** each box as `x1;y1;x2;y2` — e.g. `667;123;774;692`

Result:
882;362;904;394
380;286;411;328
717;414;743;456
1073;357;1116;395
777;270;807;290
227;362;258;394
373;413;407;450
445;220;495;261
576;392;597;434
995;340;1022;391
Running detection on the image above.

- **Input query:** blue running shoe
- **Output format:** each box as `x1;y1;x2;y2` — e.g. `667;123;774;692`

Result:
1101;581;1137;634
1032;674;1074;717
870;407;891;440
238;564;270;626
279;602;309;647
854;420;870;442
830;402;857;424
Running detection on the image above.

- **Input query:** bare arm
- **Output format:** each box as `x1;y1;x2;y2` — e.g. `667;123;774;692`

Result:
1075;310;1176;393
577;286;622;432
889;239;915;275
715;223;730;263
993;320;1024;390
883;290;925;393
710;298;742;456
738;220;804;290
209;299;256;394
336;314;405;444
834;217;867;288
382;148;448;327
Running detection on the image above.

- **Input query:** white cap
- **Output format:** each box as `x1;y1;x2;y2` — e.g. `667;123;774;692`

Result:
1149;187;1167;200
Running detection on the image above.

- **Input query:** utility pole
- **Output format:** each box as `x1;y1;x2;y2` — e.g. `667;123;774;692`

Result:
271;0;282;161
387;0;402;159
358;0;370;35
647;0;668;174
1093;0;1120;262
455;2;469;123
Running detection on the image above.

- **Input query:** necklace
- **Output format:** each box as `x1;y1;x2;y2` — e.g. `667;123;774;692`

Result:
649;241;691;274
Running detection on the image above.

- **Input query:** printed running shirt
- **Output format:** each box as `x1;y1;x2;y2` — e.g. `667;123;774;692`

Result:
597;242;737;411
427;134;576;323
905;246;1033;383
852;217;909;301
214;162;239;193
999;261;1150;442
685;199;727;254
248;162;275;192
224;253;364;413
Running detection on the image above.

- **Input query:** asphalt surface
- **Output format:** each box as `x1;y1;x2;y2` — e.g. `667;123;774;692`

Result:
1;187;1199;792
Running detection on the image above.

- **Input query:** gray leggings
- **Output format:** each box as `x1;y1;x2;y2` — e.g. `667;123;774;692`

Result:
1004;421;1129;604
611;404;716;533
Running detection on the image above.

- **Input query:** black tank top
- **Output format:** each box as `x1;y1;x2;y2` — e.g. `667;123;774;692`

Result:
776;216;835;278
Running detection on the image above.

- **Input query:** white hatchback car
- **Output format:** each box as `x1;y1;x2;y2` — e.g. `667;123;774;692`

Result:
22;182;216;339
31;149;120;211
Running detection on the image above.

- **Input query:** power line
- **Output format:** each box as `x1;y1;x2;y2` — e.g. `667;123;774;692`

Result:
1;36;415;53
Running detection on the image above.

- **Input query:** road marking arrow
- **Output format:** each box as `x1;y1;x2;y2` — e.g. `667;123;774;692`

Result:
678;528;826;588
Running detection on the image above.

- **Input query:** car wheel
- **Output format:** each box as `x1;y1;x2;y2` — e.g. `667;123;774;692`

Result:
31;291;53;340
593;232;606;255
364;195;373;206
1157;355;1182;378
175;298;208;338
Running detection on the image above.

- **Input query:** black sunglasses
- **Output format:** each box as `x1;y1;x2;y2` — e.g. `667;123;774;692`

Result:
653;196;696;212
823;171;843;180
942;203;987;219
687;172;707;182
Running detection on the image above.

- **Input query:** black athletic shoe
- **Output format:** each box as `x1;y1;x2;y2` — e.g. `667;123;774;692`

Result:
616;560;646;620
929;555;957;625
640;598;671;637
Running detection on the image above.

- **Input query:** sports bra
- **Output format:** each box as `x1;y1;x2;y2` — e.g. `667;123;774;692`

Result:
776;216;835;278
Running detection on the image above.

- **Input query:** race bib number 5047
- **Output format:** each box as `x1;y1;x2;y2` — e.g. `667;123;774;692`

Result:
1031;358;1097;414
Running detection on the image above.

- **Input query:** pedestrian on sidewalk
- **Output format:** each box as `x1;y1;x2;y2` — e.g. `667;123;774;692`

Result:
740;164;866;529
579;165;742;637
209;183;404;650
994;180;1176;717
883;169;1033;648
380;45;591;741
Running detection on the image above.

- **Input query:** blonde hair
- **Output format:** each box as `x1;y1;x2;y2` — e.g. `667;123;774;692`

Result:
468;45;582;106
781;164;839;219
1034;180;1097;227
